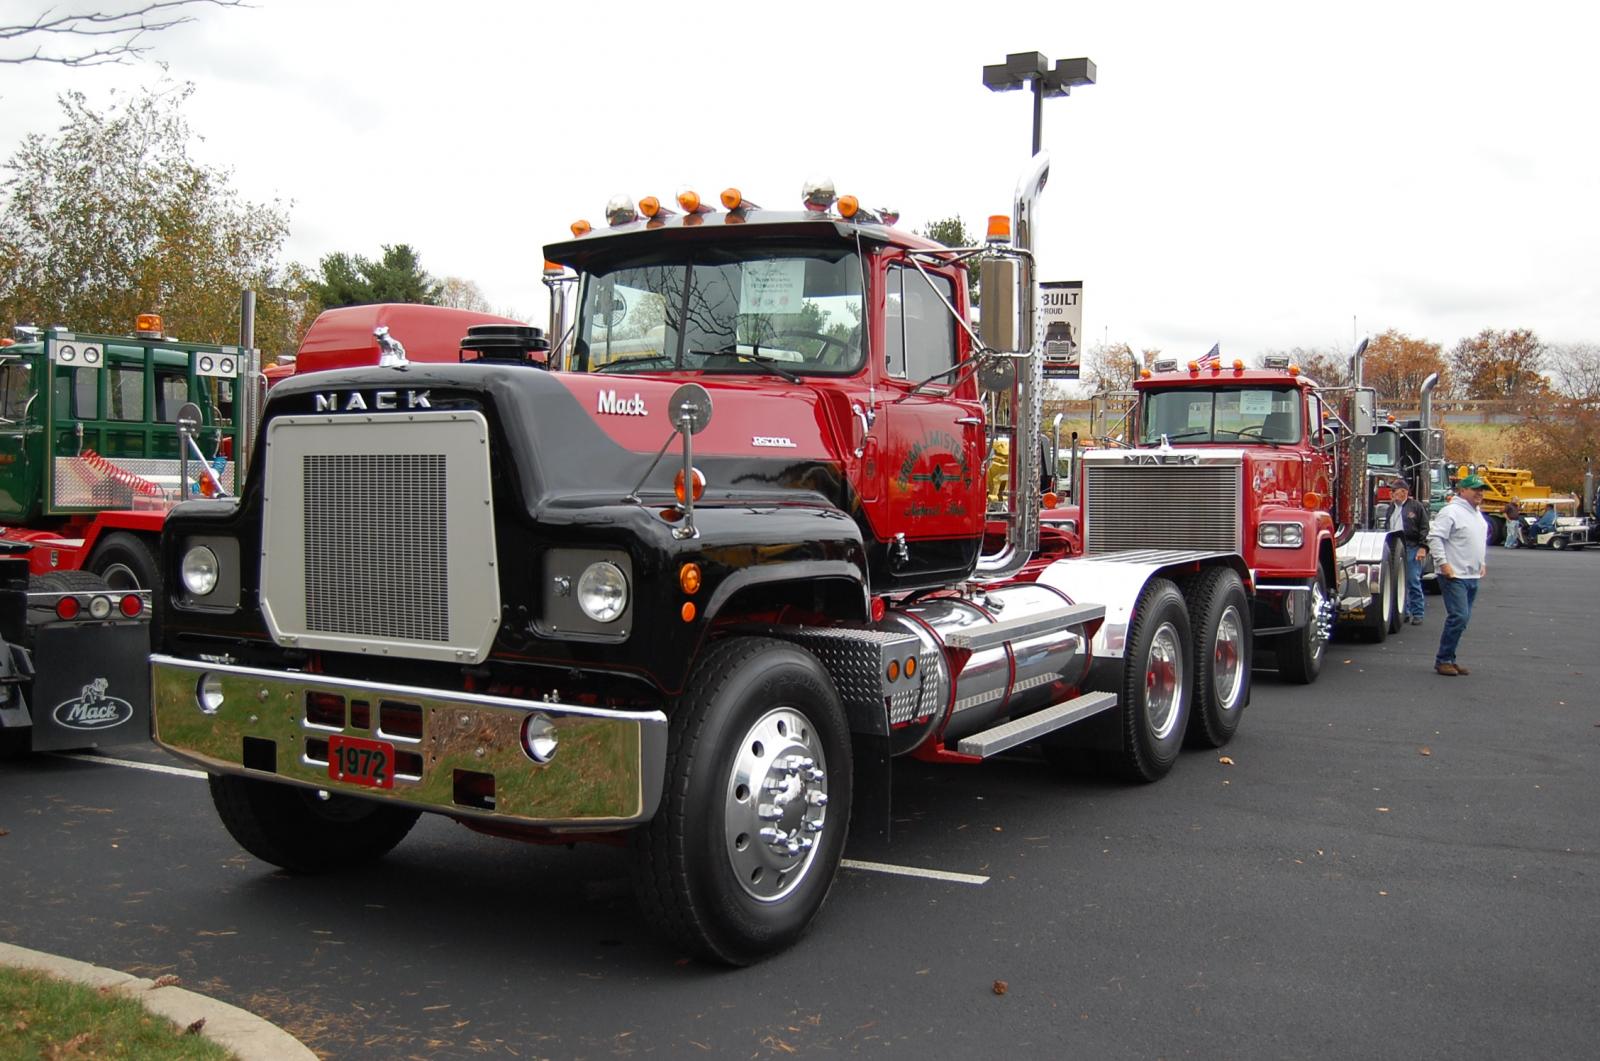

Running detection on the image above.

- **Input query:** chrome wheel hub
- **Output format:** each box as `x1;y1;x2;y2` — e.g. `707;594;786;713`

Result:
725;707;828;902
1213;605;1245;711
1144;622;1184;740
1309;580;1333;660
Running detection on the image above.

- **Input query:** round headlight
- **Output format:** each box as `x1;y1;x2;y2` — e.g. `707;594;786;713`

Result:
576;561;628;623
181;545;219;596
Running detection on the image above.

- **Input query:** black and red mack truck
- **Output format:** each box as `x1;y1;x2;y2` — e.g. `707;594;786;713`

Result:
149;158;1261;963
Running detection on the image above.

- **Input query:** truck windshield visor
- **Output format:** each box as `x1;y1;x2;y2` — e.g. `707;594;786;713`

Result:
573;245;864;376
1139;386;1301;445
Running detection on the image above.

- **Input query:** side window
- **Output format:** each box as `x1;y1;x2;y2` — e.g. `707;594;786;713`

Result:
155;368;189;421
76;370;100;419
0;362;33;422
884;266;957;383
108;366;145;421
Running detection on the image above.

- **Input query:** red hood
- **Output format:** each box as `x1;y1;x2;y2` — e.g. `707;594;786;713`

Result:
295;304;526;374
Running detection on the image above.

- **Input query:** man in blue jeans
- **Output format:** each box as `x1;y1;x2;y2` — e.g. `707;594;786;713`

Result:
1427;473;1489;676
1388;480;1429;623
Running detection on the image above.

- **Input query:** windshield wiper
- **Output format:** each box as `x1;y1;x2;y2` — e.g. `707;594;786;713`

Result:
692;346;802;384
595;354;676;374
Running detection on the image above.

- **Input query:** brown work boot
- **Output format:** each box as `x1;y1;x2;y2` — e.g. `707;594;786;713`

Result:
1435;663;1460;676
1453;663;1470;675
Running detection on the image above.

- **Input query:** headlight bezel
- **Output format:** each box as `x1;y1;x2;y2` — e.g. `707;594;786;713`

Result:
576;560;629;623
1256;522;1305;548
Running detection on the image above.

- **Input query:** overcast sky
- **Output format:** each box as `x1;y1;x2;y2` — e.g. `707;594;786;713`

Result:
2;0;1595;360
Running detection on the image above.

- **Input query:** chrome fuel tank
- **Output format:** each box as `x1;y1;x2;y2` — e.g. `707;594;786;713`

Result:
882;582;1091;754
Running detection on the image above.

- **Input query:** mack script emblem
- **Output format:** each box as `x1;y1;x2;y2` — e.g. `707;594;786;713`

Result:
51;678;135;731
597;390;648;416
1123;453;1199;465
314;390;433;412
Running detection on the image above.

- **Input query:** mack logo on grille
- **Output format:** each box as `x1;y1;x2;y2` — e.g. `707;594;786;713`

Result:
1124;453;1199;465
314;390;432;412
51;678;135;731
598;390;647;416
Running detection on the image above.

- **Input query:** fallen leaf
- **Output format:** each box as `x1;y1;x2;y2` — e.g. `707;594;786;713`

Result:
184;1017;207;1035
993;980;1008;995
1378;891;1388;897
0;828;8;837
12;1021;26;1033
1218;756;1234;766
1376;807;1390;813
1343;658;1353;664
153;974;181;987
993;826;1003;832
1419;747;1432;756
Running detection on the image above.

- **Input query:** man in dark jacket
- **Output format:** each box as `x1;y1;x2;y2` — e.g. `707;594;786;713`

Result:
1389;480;1430;624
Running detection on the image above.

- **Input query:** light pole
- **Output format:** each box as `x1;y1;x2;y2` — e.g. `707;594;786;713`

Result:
983;51;1096;155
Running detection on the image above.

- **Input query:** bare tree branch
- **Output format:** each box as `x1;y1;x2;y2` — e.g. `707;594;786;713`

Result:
0;2;246;67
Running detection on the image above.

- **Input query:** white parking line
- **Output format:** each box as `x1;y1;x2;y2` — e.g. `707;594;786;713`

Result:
841;859;989;885
54;754;991;885
52;752;208;780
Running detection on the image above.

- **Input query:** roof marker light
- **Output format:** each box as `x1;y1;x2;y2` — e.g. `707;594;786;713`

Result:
604;194;637;227
638;195;677;220
1233;358;1246;372
677;188;715;214
721;187;760;211
543;260;566;278
838;194;860;218
801;175;836;212
135;313;164;338
986;214;1011;242
570;219;592;237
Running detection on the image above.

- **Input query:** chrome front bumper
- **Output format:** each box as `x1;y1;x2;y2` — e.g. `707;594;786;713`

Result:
151;655;668;827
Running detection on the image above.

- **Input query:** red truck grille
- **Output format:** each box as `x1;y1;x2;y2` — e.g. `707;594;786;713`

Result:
1082;461;1242;555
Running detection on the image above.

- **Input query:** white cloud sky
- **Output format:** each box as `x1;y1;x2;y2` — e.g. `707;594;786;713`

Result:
3;0;1596;359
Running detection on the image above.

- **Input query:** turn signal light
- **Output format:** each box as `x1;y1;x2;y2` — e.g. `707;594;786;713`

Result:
1303;491;1322;508
679;562;702;595
904;655;917;678
674;467;706;504
680;601;697;623
886;659;900;682
1043;491;1059;508
985;214;1011;242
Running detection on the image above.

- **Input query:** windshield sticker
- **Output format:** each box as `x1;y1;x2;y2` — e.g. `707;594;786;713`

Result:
740;260;806;314
1239;391;1274;416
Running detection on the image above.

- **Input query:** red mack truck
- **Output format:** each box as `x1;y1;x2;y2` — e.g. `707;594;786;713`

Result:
1062;342;1397;686
149;158;1257;963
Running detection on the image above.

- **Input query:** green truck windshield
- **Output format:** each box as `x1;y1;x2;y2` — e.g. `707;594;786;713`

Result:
1140;386;1302;445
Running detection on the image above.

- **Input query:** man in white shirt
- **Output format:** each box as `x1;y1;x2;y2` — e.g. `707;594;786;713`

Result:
1426;473;1489;676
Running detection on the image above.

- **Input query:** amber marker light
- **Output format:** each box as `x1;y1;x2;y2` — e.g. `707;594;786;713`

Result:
1188;361;1200;374
1303;491;1322;507
1288;364;1301;376
721;187;745;210
543;260;565;278
679;562;702;595
677;188;707;213
838;194;860;218
681;601;697;623
570;219;592;237
135;313;164;337
674;467;706;504
985;214;1011;242
1140;368;1152;379
1233;359;1245;373
886;659;900;682
904;655;917;678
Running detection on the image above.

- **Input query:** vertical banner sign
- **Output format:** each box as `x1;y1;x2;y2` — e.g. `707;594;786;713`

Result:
1039;281;1083;379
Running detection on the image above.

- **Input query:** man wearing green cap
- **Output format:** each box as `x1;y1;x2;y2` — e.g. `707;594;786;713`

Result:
1427;473;1489;676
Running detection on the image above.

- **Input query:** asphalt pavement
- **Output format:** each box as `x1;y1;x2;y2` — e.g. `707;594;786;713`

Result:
2;547;1596;1059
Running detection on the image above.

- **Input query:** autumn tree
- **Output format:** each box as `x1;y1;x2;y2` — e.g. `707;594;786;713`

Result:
1449;328;1546;401
0;84;300;348
1507;342;1600;493
1261;346;1351;388
918;216;979;303
1082;341;1144;394
0;1;244;66
1359;329;1445;401
438;277;491;313
308;244;443;308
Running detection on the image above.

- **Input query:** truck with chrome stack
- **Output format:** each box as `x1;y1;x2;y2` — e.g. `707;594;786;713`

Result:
1061;341;1399;686
149;156;1255;963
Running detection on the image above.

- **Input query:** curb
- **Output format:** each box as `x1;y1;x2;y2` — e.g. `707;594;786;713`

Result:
0;941;316;1060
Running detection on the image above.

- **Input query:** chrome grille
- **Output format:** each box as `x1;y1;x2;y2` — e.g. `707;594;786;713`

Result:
1083;462;1242;554
260;411;501;665
303;454;448;641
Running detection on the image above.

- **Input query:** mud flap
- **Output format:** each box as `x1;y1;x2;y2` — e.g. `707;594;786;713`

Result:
26;622;151;752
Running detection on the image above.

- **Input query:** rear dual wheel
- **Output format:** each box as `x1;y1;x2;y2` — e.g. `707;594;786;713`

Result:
1180;568;1250;749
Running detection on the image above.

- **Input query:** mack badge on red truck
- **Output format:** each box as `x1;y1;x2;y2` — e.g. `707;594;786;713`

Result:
150;159;1255;963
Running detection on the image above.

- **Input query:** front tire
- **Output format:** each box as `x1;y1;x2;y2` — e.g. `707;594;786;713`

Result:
630;637;851;965
209;775;420;873
1386;541;1405;635
1180;568;1250;749
1276;569;1330;685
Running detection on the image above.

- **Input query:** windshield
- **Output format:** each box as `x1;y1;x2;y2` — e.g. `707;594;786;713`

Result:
1140;386;1302;445
1367;428;1399;467
572;244;864;376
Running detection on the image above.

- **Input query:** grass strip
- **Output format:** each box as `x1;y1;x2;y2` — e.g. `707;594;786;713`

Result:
0;964;234;1060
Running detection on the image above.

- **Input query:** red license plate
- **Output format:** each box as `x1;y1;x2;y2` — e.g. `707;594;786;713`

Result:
328;734;396;790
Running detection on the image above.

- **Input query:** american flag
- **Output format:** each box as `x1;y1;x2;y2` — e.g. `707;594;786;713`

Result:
1197;343;1221;368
